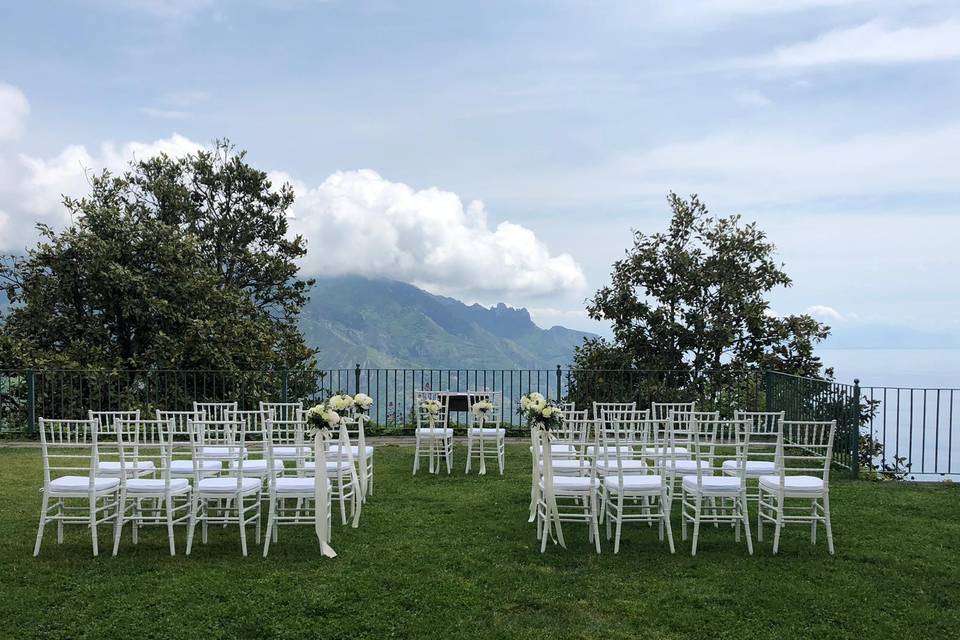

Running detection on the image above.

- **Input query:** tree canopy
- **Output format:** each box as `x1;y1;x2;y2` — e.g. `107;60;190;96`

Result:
0;140;315;371
575;193;831;379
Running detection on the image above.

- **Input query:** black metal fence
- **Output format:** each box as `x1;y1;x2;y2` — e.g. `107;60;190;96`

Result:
1;367;956;479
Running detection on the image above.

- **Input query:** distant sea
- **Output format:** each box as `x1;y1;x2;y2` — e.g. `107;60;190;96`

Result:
819;348;960;389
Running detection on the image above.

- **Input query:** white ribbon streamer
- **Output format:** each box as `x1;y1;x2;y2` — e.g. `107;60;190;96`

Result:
313;427;336;558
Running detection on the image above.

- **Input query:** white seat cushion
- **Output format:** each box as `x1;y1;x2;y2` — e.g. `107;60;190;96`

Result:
544;476;598;493
228;459;282;476
595;458;648;473
534;443;578;456
170;459;221;476
682;475;742;494
467;427;506;437
663;459;712;475
302;460;356;475
49;476;120;494
196;477;261;495
643;446;690;459
603;474;663;493
538;459;591;473
274;477;331;494
96;461;156;477
415;427;454;438
586;445;634;457
327;445;375;457
272;446;313;460
200;446;248;460
759;474;825;495
125;478;191;495
722;460;777;476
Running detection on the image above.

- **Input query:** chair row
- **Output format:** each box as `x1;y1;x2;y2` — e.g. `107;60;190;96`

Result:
531;409;836;557
413;391;506;476
34;406;372;558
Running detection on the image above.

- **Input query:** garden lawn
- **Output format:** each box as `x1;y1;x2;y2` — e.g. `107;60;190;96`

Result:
1;445;958;640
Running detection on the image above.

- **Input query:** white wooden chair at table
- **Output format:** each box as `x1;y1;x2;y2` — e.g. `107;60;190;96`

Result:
528;411;592;523
532;423;601;553
725;411;784;502
599;412;675;554
659;411;720;498
157;410;221;479
413;390;453;475
34;418;121;557
193;401;237;422
680;417;753;556
465;390;505;475
327;412;374;499
301;417;361;527
111;417;192;556
88;410;153;478
757;419;837;555
587;402;637;457
262;418;335;558
185;414;263;557
647;402;697;459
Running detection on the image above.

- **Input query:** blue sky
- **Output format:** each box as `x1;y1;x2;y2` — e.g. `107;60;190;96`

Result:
2;0;960;349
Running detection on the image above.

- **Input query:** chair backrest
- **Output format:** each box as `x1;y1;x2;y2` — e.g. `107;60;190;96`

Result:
688;418;751;489
560;402;576;414
598;411;654;479
665;410;720;454
260;401;304;424
192;414;265;485
264;418;312;480
116;418;176;488
265;409;305;447
189;417;239;449
156;410;201;436
734;411;785;467
592;402;636;421
232;409;263;434
89;410;140;436
467;391;502;428
193;402;238;422
37;418;97;490
551;409;588;442
777;420;837;484
651;402;696;422
414;390;449;430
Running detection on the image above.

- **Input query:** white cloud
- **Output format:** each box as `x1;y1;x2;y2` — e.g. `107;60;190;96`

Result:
280;169;587;298
755;19;960;68
806;305;851;322
0;82;30;141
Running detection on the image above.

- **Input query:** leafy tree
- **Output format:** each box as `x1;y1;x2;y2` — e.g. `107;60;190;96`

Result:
569;193;831;411
0;140;315;371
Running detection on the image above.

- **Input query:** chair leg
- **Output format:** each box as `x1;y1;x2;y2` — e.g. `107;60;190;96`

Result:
186;494;200;555
413;438;421;475
662;488;676;554
238;495;248;557
166;495;177;556
741;493;753;555
465;436;473;473
823;492;835;555
112;495;126;557
263;496;275;558
498;439;505;475
33;493;49;557
445;438;453;474
691;493;702;556
772;497;783;555
613;493;624;554
57;498;64;544
591;492;601;554
757;490;764;542
89;497;100;557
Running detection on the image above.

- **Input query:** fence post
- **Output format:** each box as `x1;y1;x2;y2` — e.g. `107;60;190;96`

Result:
281;369;289;403
763;370;774;413
26;369;36;436
555;365;562;403
355;363;361;395
851;379;861;479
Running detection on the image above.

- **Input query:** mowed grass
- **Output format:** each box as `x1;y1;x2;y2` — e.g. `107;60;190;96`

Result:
1;445;958;640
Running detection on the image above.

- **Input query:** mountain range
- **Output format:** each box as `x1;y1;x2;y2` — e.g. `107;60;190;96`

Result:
299;276;596;369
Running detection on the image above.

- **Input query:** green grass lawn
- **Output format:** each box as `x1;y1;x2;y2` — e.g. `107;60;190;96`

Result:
1;445;958;640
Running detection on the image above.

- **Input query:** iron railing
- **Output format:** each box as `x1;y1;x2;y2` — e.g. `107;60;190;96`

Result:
1;367;957;479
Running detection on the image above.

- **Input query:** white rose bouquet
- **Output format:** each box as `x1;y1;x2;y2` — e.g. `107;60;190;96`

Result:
327;393;355;414
353;393;374;414
471;399;494;416
519;393;563;430
419;399;442;415
306;402;341;433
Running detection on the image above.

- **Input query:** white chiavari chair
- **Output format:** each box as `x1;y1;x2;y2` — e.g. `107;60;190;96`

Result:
758;420;837;555
327;414;374;498
531;425;601;554
34;418;120;557
528;412;593;523
260;401;304;424
261;419;333;557
680;417;753;556
193;401;237;422
89;410;154;478
111;418;192;556
588;407;649;463
659;411;719;487
413;390;453;475
645;402;697;459
185;416;263;556
465;391;505;475
157;410;221;479
599;414;674;554
725;411;784;500
227;410;281;481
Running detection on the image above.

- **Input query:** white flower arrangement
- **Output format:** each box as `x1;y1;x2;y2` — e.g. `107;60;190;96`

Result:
519;393;563;430
353;393;373;414
327;393;355;413
419;399;442;414
306;402;341;431
471;399;494;416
